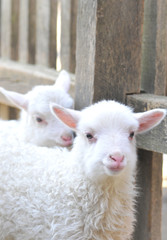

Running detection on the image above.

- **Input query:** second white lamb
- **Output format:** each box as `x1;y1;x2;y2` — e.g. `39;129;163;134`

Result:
0;70;74;147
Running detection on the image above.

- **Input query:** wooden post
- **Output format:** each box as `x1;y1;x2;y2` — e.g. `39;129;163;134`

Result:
60;0;71;71
60;0;77;73
141;0;167;95
11;0;20;61
134;150;163;240
28;0;36;64
36;0;50;66
0;0;11;59
0;0;1;56
19;0;29;63
133;0;167;239
49;0;57;68
0;0;12;119
69;0;77;73
75;0;143;110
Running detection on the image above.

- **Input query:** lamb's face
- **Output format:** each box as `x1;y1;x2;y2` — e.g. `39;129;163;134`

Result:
24;86;74;147
51;100;166;178
76;101;139;177
0;70;74;147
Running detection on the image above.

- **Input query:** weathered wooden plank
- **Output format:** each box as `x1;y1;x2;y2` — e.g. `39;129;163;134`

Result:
127;93;167;154
69;0;77;73
60;0;71;71
0;0;11;59
0;0;1;56
19;0;29;63
0;103;9;120
133;150;162;240
11;0;20;61
132;2;167;238
0;103;19;120
75;0;144;110
141;0;167;95
36;0;50;66
28;0;36;64
75;0;97;108
155;0;167;96
128;93;166;240
0;60;75;106
8;106;19;120
49;0;57;68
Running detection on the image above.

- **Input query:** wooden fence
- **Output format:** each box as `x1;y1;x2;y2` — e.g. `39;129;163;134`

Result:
0;0;167;240
0;0;77;119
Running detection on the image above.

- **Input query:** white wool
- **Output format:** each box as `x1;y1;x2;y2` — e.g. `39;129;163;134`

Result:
0;100;165;240
0;70;74;147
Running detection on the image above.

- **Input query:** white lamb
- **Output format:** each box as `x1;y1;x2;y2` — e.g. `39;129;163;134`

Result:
0;100;165;240
0;70;74;147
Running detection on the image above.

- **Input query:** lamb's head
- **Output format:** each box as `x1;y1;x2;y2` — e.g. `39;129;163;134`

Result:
0;70;74;147
51;100;166;179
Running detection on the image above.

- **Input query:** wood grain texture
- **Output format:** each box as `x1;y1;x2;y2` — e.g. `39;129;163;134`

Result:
0;0;11;59
75;0;97;109
133;150;162;240
69;0;77;73
132;1;166;238
60;0;71;71
36;0;50;66
19;0;29;63
127;93;167;154
141;0;167;95
0;103;9;120
11;0;20;61
129;94;165;239
75;0;144;110
8;106;19;120
0;0;1;56
28;0;36;64
49;0;57;68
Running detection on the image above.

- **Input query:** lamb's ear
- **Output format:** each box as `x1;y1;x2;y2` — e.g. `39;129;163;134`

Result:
54;70;71;92
135;109;166;133
0;87;28;110
50;103;81;130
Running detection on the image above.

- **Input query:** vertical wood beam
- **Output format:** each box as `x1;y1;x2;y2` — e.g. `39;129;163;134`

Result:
0;103;9;120
19;0;29;63
75;0;144;110
134;151;162;240
36;0;50;66
0;0;1;56
141;0;167;95
69;0;77;73
0;0;11;59
11;0;20;61
28;0;36;64
49;0;57;68
60;0;71;71
134;1;166;239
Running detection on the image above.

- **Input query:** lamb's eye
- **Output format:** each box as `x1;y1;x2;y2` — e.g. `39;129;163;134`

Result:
129;131;135;139
86;133;94;140
36;117;43;123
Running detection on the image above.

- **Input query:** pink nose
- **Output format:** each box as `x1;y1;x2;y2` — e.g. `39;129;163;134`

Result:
61;135;72;142
109;154;124;163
